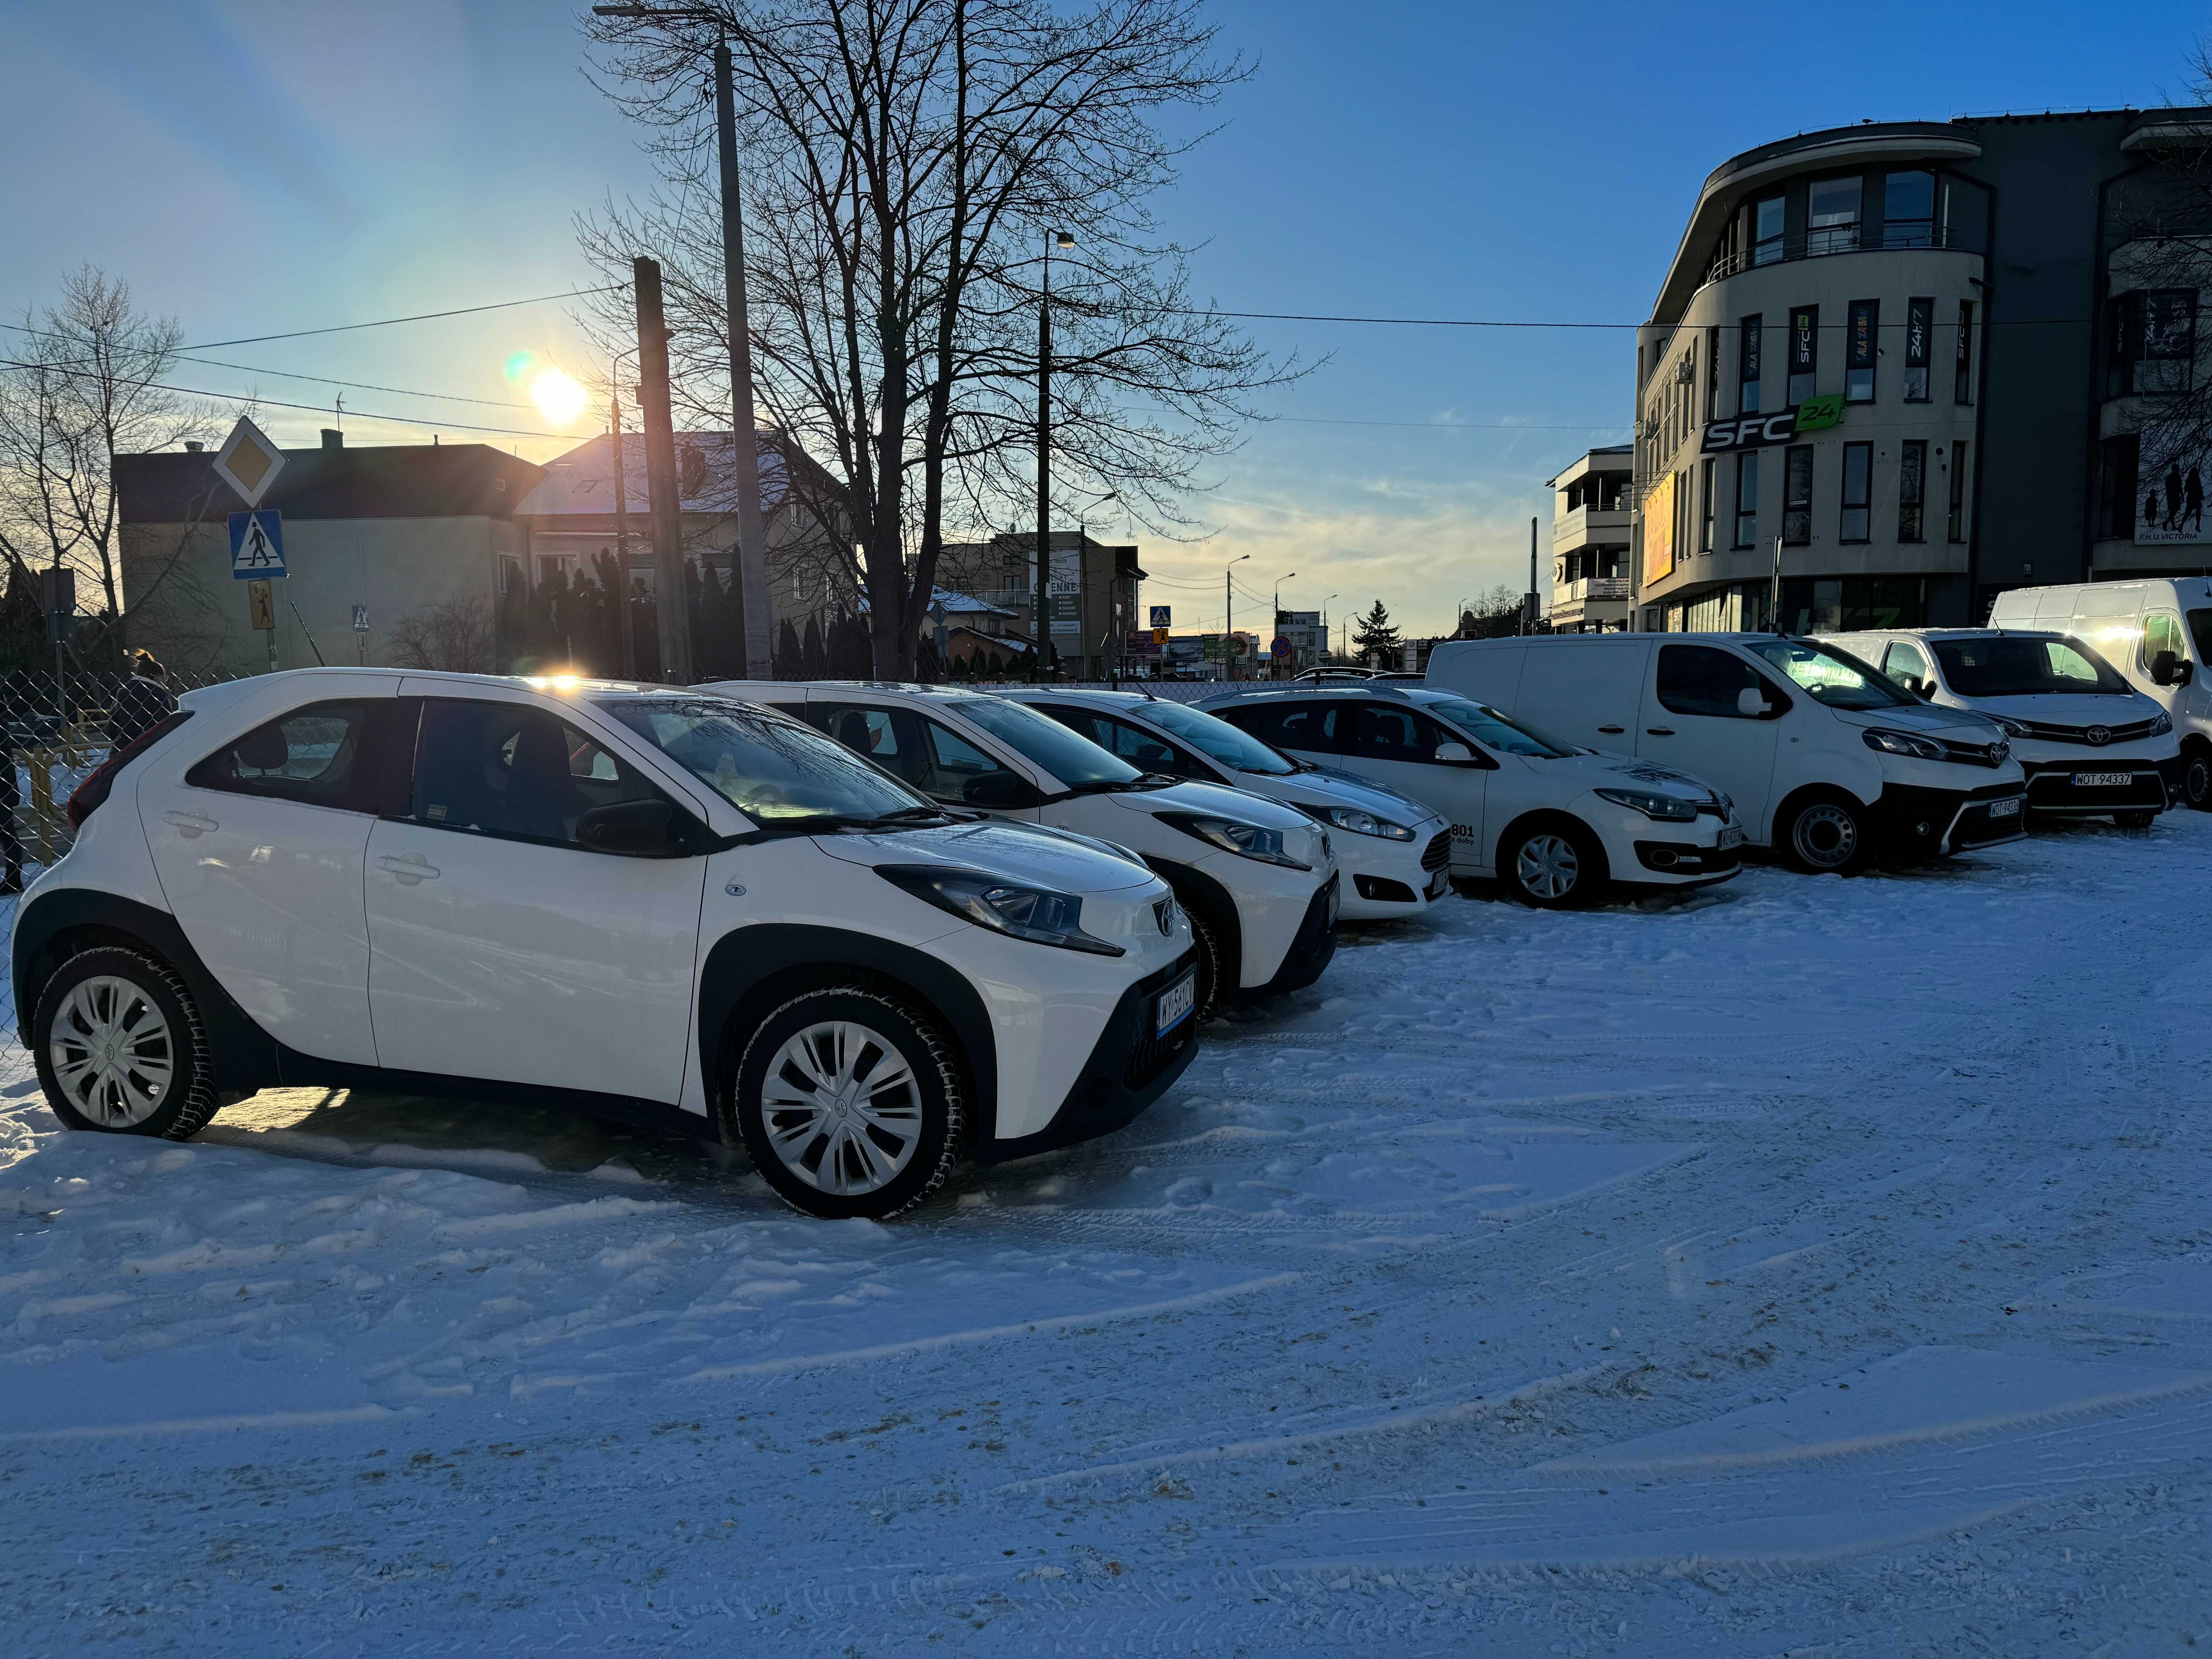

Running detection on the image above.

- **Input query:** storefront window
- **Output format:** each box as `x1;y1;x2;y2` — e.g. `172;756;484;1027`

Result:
1784;445;1814;546
1898;440;1927;543
1839;442;1872;543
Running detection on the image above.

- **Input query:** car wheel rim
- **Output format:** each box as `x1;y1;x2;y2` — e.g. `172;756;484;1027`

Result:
50;975;175;1128
1795;804;1858;868
761;1020;923;1196
2191;758;2211;806
1516;834;1579;900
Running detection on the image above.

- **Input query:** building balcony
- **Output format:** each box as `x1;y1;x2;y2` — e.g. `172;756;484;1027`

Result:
1551;576;1632;607
1553;505;1632;548
1701;223;1973;290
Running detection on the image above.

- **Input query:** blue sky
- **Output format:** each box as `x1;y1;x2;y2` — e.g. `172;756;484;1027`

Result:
3;0;2207;637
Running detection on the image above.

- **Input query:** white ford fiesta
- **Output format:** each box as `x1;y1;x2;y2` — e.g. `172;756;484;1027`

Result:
10;670;1200;1219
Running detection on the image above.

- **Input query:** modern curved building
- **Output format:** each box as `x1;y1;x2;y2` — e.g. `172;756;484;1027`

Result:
1631;109;2212;634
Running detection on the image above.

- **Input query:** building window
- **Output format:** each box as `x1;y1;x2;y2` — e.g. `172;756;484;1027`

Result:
1807;176;1862;255
1699;457;1716;553
1784;445;1814;545
1738;314;1762;414
2138;289;2199;393
1898;440;1927;543
1846;300;1878;402
1947;440;1970;541
1903;297;1933;402
1955;301;1975;404
1752;195;1785;265
1735;452;1759;548
1705;326;1720;422
1839;442;1872;542
1788;306;1818;404
1882;170;1936;248
2099;434;2140;541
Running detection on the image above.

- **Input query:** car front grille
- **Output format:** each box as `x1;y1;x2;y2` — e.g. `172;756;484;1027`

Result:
2014;717;2163;746
1939;737;2009;767
1420;830;1452;872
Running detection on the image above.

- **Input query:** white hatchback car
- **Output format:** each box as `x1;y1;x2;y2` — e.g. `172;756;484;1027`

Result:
11;670;1200;1220
1000;688;1453;920
707;682;1340;1018
1200;682;1743;908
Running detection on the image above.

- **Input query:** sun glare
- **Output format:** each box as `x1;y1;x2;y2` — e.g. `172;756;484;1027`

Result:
529;368;590;426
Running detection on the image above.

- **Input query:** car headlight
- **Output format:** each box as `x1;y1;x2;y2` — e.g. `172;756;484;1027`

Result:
1988;714;2032;739
874;866;1123;955
1315;804;1415;841
2151;711;2174;737
1862;727;1947;761
1593;787;1698;822
1154;811;1314;869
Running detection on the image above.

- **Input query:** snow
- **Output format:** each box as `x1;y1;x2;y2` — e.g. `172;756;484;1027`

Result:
5;815;2212;1653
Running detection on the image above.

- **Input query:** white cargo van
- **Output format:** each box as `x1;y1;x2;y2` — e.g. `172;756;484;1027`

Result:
1985;579;2212;811
1425;633;2027;873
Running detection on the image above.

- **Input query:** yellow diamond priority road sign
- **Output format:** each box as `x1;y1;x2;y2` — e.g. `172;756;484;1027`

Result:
211;416;286;507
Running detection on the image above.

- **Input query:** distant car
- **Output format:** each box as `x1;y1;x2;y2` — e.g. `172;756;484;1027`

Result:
707;681;1340;1020
1820;627;2180;829
1198;681;1743;909
999;687;1453;919
11;670;1200;1221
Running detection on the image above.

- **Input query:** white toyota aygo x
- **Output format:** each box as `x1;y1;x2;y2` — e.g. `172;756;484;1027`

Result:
10;670;1201;1219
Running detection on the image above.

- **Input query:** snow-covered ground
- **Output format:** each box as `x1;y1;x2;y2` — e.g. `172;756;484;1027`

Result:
4;816;2212;1654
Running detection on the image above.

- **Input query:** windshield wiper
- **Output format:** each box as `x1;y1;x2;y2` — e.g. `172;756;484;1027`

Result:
869;805;960;825
1061;776;1146;795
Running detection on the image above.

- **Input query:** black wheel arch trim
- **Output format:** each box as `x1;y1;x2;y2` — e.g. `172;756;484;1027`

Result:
1138;855;1242;991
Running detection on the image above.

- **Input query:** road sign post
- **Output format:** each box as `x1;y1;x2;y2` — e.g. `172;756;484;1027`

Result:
352;605;370;665
211;416;286;507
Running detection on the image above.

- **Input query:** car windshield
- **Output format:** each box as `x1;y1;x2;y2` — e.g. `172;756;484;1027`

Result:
1744;638;1912;709
598;696;936;824
1423;697;1567;757
1932;635;2129;696
1139;699;1295;774
950;696;1140;788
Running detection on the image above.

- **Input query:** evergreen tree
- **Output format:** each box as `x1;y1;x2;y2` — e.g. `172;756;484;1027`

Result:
1352;600;1400;665
775;618;804;678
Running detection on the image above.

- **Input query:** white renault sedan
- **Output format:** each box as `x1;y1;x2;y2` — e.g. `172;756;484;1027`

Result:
1200;682;1742;908
999;687;1453;919
12;670;1200;1220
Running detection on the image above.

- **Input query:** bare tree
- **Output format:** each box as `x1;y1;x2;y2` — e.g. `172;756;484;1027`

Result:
579;0;1300;678
0;267;215;654
386;598;496;673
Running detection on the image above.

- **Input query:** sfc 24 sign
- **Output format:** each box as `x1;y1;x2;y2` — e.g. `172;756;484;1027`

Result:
1701;395;1842;454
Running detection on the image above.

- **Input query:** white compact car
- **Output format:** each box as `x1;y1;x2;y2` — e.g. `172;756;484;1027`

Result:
11;670;1201;1220
706;682;1339;1018
1000;687;1453;920
1820;627;2180;828
1427;633;2028;874
1197;682;1742;908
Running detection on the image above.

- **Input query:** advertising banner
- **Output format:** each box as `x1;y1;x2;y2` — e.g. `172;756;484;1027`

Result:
1644;472;1676;584
2137;445;2210;544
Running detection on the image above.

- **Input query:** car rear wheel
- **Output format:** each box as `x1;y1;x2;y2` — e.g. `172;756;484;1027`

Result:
1501;821;1607;910
1781;795;1870;874
34;946;219;1140
730;986;967;1221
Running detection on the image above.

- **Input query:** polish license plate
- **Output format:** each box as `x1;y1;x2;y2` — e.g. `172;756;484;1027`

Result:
2071;772;2131;788
1989;796;2022;818
1718;825;1745;849
1154;971;1196;1037
1427;867;1450;898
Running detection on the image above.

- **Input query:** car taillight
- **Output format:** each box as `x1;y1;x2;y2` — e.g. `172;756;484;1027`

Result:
66;711;195;828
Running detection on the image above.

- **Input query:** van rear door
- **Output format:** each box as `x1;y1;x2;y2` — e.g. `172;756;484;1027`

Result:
1512;640;1651;756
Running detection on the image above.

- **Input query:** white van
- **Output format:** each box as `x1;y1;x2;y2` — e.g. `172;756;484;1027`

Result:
1819;627;2179;828
1985;579;2212;811
1425;634;2027;873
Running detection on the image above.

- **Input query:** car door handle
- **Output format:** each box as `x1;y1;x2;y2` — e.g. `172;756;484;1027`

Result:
1646;727;1676;737
1597;725;1626;735
163;810;218;837
376;853;440;884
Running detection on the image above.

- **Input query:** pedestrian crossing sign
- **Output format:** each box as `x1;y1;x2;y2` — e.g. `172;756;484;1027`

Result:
228;510;286;579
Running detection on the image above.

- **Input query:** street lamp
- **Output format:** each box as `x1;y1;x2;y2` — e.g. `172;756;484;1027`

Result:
1035;228;1076;682
1223;552;1250;681
592;4;772;678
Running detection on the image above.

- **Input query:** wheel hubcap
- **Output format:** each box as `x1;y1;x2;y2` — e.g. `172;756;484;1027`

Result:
50;975;175;1127
761;1020;922;1196
1795;804;1858;868
1517;833;1580;900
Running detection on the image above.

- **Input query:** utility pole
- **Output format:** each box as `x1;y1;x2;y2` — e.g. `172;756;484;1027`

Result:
713;37;773;678
1036;232;1072;681
633;255;692;683
1525;515;1538;635
610;387;639;680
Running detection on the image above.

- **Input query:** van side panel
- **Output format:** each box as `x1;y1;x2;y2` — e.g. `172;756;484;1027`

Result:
1513;640;1654;758
1424;641;1528;712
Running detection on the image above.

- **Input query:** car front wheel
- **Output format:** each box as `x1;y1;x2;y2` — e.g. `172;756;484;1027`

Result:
729;986;968;1220
2183;746;2212;812
34;946;220;1140
1501;820;1607;910
1781;795;1870;874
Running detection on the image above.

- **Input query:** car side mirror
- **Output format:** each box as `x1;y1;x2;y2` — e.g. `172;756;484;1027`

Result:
962;769;1041;809
1432;741;1475;764
1736;687;1773;717
2152;649;2180;687
576;799;688;857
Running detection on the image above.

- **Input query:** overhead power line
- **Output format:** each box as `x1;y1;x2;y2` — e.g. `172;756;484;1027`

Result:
181;285;627;351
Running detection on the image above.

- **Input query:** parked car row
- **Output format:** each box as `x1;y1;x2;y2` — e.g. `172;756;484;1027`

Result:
13;596;2191;1222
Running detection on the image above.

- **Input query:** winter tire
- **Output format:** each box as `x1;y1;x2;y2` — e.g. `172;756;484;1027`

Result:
729;985;967;1221
2183;747;2212;812
34;946;219;1140
1781;794;1870;874
1501;819;1607;910
1184;902;1228;1020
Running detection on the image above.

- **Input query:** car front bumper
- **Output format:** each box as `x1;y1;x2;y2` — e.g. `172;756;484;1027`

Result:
1339;824;1451;917
1873;780;2028;857
2020;758;2172;817
1252;872;1340;995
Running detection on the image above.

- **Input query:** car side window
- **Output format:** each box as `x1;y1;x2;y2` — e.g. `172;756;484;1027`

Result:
1221;700;1341;753
1348;704;1444;762
1881;640;1932;690
1656;644;1779;719
917;717;1018;801
187;700;383;811
409;699;661;847
2143;611;2186;672
1097;716;1190;775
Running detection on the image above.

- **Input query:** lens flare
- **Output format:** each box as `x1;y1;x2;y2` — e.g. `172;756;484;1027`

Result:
529;368;590;426
503;350;538;386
